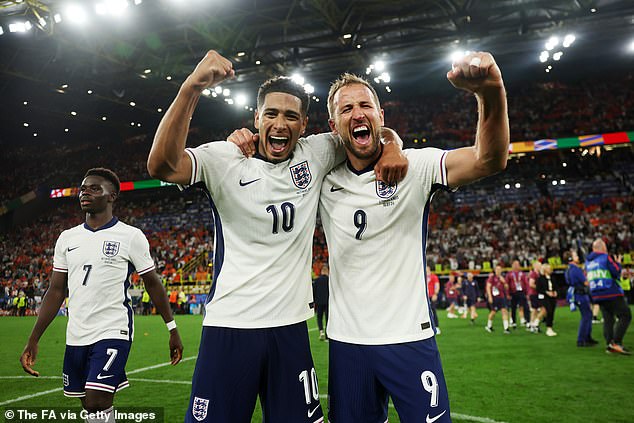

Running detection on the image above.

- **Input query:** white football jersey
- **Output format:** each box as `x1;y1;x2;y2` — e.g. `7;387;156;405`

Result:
185;134;342;328
319;148;450;344
53;218;155;346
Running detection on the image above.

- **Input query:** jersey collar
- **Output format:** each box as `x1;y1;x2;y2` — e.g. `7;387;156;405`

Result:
84;216;118;232
346;146;383;176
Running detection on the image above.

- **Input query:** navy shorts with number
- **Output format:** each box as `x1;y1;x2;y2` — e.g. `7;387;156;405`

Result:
186;322;324;423
490;297;507;311
63;339;131;397
328;337;451;423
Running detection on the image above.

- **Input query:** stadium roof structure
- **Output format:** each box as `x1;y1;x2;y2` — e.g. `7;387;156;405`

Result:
1;0;633;145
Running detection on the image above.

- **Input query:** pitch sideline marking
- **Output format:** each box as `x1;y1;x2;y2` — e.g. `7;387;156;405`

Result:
0;356;197;407
0;374;508;422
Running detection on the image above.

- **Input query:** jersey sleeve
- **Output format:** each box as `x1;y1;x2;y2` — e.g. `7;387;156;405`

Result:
129;229;156;275
52;231;68;273
182;141;243;195
406;148;452;192
300;132;346;172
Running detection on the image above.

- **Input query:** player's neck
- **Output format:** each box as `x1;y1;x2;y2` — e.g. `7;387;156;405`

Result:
85;211;114;230
346;144;382;173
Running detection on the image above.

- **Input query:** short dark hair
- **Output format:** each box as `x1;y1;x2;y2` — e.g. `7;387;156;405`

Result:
257;76;310;116
84;167;120;194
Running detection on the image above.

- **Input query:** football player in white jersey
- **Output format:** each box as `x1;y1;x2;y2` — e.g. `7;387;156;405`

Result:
320;52;509;422
147;50;407;423
20;168;183;423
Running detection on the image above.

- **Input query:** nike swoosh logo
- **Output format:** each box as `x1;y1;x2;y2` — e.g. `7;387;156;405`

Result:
67;246;80;252
96;373;114;380
239;178;261;186
426;410;447;423
307;405;320;418
330;185;344;192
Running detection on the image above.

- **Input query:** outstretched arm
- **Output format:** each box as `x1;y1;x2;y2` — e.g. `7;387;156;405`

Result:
20;271;68;377
147;50;235;185
445;52;509;188
142;271;183;365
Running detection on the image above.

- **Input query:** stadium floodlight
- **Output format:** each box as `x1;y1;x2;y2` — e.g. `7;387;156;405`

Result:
545;36;559;51
54;13;62;23
38;17;46;27
33;133;38;137
65;4;89;24
545;68;550;73
304;84;314;94
563;34;576;48
378;72;390;83
504;184;510;190
23;122;29;127
237;51;245;57
222;88;231;97
166;75;172;80
539;51;549;63
255;60;261;65
553;51;563;61
65;128;69;132
235;93;247;106
629;40;634;52
102;116;107;121
211;91;217;97
291;73;305;86
356;44;361;49
343;33;352;39
201;88;211;96
560;179;566;185
373;60;385;71
562;162;567;167
514;182;521;188
134;0;142;4
226;98;234;105
385;86;391;93
552;180;558;186
214;86;223;94
129;101;136;106
0;26;3;35
9;22;30;33
449;50;465;63
87;90;93;94
144;68;151;74
70;111;77;116
590;8;596;13
157;108;162;112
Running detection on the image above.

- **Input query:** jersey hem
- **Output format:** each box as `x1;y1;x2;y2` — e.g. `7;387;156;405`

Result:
327;329;435;345
202;311;313;329
65;334;133;346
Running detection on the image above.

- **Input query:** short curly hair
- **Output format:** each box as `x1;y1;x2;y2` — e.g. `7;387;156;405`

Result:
84;168;121;194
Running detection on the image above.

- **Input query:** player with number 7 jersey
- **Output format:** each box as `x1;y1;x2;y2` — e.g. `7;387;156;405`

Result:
20;168;182;419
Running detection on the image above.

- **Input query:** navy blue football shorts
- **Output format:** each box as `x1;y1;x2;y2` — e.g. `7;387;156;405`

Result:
185;321;324;423
490;297;508;311
62;339;131;398
328;337;451;423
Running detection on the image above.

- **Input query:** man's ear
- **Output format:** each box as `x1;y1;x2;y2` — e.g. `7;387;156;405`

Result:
328;119;338;134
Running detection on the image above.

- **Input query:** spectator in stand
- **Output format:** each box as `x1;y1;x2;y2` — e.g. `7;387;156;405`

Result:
565;250;597;347
426;266;441;334
485;266;510;334
461;272;480;324
506;260;530;329
445;273;460;319
585;239;631;355
536;264;558;337
528;261;542;333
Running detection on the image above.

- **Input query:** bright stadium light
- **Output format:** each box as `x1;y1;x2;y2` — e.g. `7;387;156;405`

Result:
65;4;89;24
563;34;576;48
291;73;305;86
629;40;634;52
222;88;230;97
560;179;566;185
504;184;510;190
374;60;385;71
235;93;247;106
9;22;30;33
54;13;62;23
514;182;521;189
0;26;4;35
552;180;558;185
134;0;142;4
539;51;549;63
202;88;211;96
378;72;390;83
553;51;563;61
449;50;464;62
545;36;559;51
214;86;222;94
303;84;314;94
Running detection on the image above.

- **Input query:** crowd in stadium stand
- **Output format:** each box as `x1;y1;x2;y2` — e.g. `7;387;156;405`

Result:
1;73;633;314
2;72;633;204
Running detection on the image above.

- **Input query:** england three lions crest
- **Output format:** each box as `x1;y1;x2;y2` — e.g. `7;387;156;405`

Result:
290;161;312;189
192;396;209;421
376;180;397;199
102;241;120;257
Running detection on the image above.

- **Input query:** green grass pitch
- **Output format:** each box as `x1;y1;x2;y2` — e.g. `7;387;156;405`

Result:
2;307;633;422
